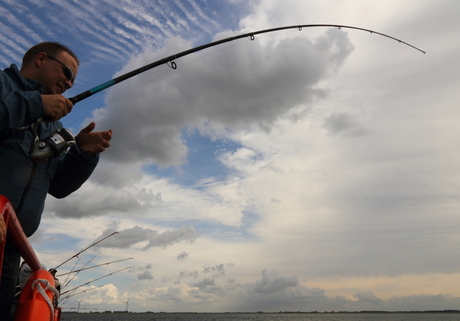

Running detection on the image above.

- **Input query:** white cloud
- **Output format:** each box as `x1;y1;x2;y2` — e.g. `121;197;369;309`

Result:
91;27;353;166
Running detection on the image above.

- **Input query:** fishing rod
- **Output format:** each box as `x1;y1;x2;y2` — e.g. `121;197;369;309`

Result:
60;285;106;304
59;266;132;296
60;253;99;292
60;256;81;291
69;24;425;105
53;231;119;270
56;257;133;277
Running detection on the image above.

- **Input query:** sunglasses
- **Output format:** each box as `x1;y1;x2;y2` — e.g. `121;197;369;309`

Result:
36;52;75;82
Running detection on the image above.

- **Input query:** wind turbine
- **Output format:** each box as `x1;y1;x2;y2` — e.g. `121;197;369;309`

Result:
122;299;130;312
75;300;83;313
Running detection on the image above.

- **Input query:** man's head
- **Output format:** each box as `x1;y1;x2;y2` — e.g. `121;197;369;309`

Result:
20;42;79;95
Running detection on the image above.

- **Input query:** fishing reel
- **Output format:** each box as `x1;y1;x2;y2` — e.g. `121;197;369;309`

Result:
30;128;76;163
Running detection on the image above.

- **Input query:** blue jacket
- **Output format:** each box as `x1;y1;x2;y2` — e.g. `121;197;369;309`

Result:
0;64;98;237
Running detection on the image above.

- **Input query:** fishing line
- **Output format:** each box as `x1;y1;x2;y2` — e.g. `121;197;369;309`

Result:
426;55;460;89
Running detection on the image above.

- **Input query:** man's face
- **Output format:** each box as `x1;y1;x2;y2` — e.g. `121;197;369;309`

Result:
39;51;78;95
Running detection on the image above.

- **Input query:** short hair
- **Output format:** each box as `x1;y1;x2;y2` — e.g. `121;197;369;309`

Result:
22;42;80;68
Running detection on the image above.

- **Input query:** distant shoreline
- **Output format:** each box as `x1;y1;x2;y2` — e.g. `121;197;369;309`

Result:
62;310;460;314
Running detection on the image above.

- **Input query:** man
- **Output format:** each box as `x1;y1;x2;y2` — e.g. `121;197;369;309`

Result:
0;42;112;317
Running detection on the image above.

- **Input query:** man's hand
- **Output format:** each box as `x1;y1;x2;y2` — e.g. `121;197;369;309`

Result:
75;122;112;154
0;215;6;243
41;94;73;121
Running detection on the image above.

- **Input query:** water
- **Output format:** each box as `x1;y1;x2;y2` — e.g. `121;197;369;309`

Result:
60;312;460;321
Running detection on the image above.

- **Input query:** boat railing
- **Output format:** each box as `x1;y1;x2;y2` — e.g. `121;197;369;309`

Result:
0;195;43;275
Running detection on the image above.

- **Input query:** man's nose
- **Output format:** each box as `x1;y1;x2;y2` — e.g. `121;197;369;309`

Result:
64;79;72;90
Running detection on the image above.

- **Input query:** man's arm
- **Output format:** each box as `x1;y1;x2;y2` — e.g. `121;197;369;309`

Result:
0;91;71;136
48;122;112;198
0;90;43;136
48;145;99;199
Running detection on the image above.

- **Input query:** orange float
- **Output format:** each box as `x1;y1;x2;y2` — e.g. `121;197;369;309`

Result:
14;269;60;321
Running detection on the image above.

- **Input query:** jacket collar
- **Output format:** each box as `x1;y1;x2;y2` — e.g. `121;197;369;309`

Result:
5;64;44;93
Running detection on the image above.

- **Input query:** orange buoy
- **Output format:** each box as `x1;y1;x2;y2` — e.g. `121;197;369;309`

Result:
14;269;60;321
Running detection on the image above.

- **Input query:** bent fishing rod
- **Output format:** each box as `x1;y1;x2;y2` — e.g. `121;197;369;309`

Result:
52;231;119;270
69;24;425;105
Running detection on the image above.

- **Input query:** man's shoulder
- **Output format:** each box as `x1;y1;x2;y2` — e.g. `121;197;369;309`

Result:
0;65;22;88
0;64;41;91
0;65;15;81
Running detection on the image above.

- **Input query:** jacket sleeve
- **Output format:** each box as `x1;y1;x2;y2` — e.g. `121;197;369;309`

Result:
0;73;44;136
48;145;99;198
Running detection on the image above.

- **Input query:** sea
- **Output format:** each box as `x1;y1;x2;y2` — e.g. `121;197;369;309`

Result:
60;312;460;321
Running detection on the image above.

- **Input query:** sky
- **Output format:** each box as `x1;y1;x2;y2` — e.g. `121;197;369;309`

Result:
1;0;460;313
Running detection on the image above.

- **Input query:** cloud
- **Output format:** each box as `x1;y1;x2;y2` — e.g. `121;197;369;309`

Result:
161;270;200;284
253;269;298;294
45;160;246;225
190;277;227;295
129;264;154;281
94;225;199;250
353;291;382;304
384;294;460;311
67;284;120;306
0;0;229;67
324;112;369;137
137;271;154;281
177;251;189;261
190;277;215;289
288;286;327;300
46;180;164;218
203;264;226;277
159;262;232;291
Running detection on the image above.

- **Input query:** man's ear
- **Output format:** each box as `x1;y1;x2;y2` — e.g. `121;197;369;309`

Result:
34;52;47;68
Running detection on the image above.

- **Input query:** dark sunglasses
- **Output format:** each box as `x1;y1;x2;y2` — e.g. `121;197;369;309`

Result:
36;52;75;82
